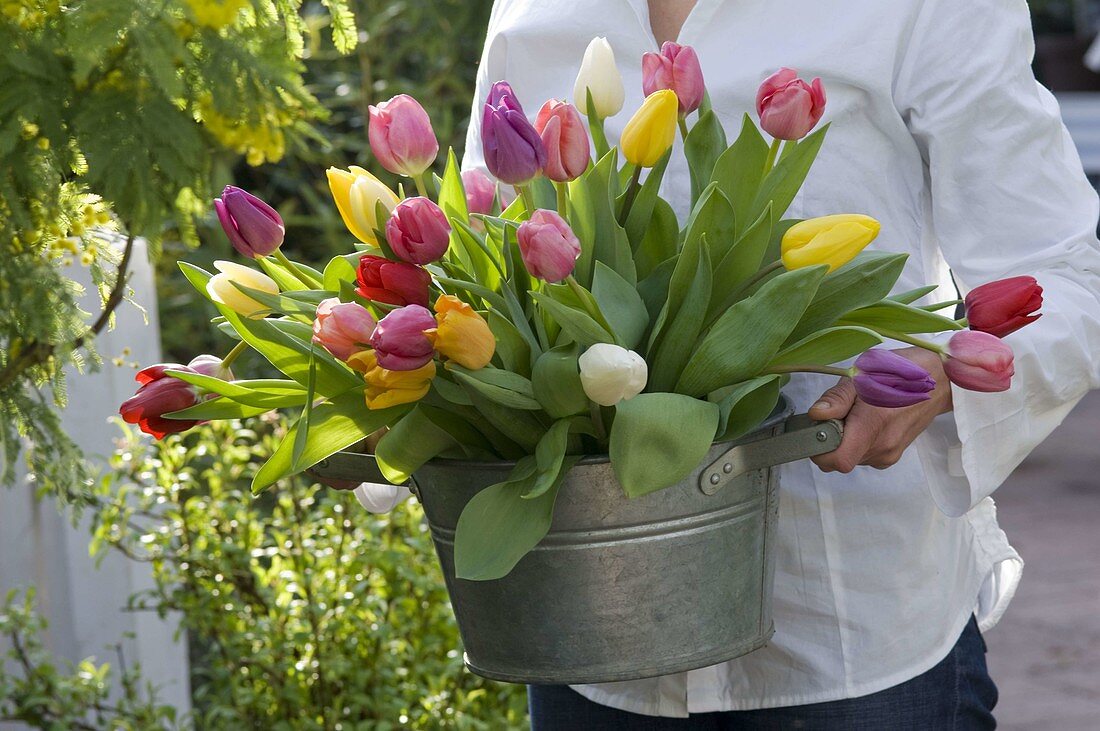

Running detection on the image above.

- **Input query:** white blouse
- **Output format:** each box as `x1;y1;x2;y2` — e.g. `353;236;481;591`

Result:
461;0;1100;716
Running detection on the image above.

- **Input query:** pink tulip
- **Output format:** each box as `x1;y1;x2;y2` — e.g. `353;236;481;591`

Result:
119;355;232;440
311;298;377;361
641;42;705;116
385;197;451;265
462;169;497;216
534;99;591;182
756;67;826;141
369;304;437;371
516;209;582;283
368;94;439;177
943;331;1015;393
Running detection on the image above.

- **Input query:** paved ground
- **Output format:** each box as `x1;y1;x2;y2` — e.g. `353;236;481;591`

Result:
984;390;1100;730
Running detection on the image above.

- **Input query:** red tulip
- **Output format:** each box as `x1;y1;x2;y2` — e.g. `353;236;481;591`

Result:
368;94;439;177
311;298;376;361
516;209;582;283
369;304;437;371
756;67;826;141
641;42;705;116
355;254;431;307
943;331;1015;393
385;197;451;265
534;99;591;182
964;276;1043;338
119;355;231;439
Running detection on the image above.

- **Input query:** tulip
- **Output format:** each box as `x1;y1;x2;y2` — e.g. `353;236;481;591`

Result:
641;42;705;116
852;349;936;408
326;166;400;245
620;90;679;168
428;294;496;370
573;37;625;118
119;354;232;439
516;209;582;283
369;304;437;371
462;169;497;216
534;99;591;182
481;84;547;185
385;197;451;265
206;260;279;319
756;67;827;141
964;276;1043;338
781;214;881;272
943;331;1015;393
578;343;647;406
355;254;431;307
354;481;413;513
214;185;285;258
347;349;436;410
311;298;377;361
368;94;439;178
487;80;524;113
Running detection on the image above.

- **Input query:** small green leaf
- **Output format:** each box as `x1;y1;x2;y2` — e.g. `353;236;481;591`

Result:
531;345;587;418
710;114;769;234
767;326;883;369
648;243;711;393
622;148;671;250
523;419;573;499
530;292;614;348
591;262;649;349
751;124;828;226
685;108;729;206
710;376;783;442
375;405;460;483
290;352;318;470
839;299;963;333
448;365;542;410
888;284;939;304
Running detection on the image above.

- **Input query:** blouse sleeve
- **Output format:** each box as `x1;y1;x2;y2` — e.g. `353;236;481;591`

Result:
460;0;510;174
896;0;1100;516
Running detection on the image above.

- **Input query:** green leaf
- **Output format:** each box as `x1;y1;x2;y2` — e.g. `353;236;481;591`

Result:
682;183;736;264
786;251;909;343
454;455;581;580
447;366;542;410
710;376;782;442
767;326;883;368
648;243;712;393
461;383;546;451
634;198;680;281
252;394;406;493
609;393;720;497
677;266;828;396
708;204;773;318
523;419;573;499
162;371;307;407
751;124;828;226
710;114;769;234
591;262;649;349
838;299;963;334
888;284;939;304
256;255;310;292
637;257;677;322
567;148;635;286
685;109;729;207
164;397;290;421
531;345;587;418
291;352;318;470
231;282;320;319
622;149;671;250
585;88;610;159
530;292;614;348
322;254;359;292
375;405;460;483
487;311;532;376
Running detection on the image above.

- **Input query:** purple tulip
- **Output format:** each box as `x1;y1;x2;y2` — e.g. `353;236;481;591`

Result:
385;196;451;265
214;186;285;258
369;304;437;371
481;80;546;186
852;349;936;408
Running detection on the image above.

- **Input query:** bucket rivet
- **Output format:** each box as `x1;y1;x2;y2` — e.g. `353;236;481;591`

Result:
816;430;828;442
709;473;721;485
722;463;733;473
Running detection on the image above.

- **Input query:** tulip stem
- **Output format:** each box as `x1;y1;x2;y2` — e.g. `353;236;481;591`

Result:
763;138;782;174
221;340;249;370
868;328;947;354
956;317;969;327
518;184;538;218
554;181;569;219
589;400;607;443
412;173;429;198
766;364;855;378
677;116;690;143
618;165;643;226
565;275;604;324
272;249;323;289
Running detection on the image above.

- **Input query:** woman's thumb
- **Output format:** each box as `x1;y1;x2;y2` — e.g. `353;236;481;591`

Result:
808;379;858;421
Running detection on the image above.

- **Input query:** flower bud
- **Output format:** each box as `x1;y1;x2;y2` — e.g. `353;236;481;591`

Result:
462;169;497;216
641;42;705;116
578;343;648;406
756;67;827;141
354;481;414;513
347;350;436;410
620;89;678;168
516;209;582;283
534;99;591;182
428;294;496;370
573;37;625;118
119;354;232;439
481;83;547;186
943;331;1015;393
368;94;439;177
214;185;284;258
326;166;400;245
781;214;880;272
206;260;279;319
355;254;431;307
369;304;437;371
964;276;1043;338
852;349;936;408
385;196;451;265
311;298;377;361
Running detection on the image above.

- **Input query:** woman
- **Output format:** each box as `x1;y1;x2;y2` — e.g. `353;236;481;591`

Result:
460;0;1100;728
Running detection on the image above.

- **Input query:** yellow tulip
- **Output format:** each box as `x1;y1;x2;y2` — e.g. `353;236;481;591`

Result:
781;214;881;272
205;260;278;319
347;350;436;410
326;166;400;245
427;295;496;370
619;89;678;167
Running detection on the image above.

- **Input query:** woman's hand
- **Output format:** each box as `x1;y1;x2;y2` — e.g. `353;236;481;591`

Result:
808;348;953;473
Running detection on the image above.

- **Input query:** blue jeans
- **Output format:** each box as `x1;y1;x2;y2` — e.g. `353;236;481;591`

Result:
528;616;997;730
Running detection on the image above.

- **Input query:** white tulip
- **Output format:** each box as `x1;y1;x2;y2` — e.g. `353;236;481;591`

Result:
573;37;625;118
206;260;279;319
578;343;648;406
354;481;413;514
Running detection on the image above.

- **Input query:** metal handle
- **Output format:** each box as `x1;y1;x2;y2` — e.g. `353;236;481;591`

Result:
699;414;843;495
309;452;410;486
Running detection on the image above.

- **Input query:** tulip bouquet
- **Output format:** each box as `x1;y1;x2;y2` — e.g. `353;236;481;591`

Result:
122;38;1042;581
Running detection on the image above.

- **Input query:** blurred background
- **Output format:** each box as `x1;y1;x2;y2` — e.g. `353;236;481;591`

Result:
1;1;1099;728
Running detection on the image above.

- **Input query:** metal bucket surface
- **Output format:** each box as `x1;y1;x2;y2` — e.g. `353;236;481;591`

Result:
313;399;842;684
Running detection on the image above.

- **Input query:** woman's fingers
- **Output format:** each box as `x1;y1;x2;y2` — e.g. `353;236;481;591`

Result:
808;378;858;422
